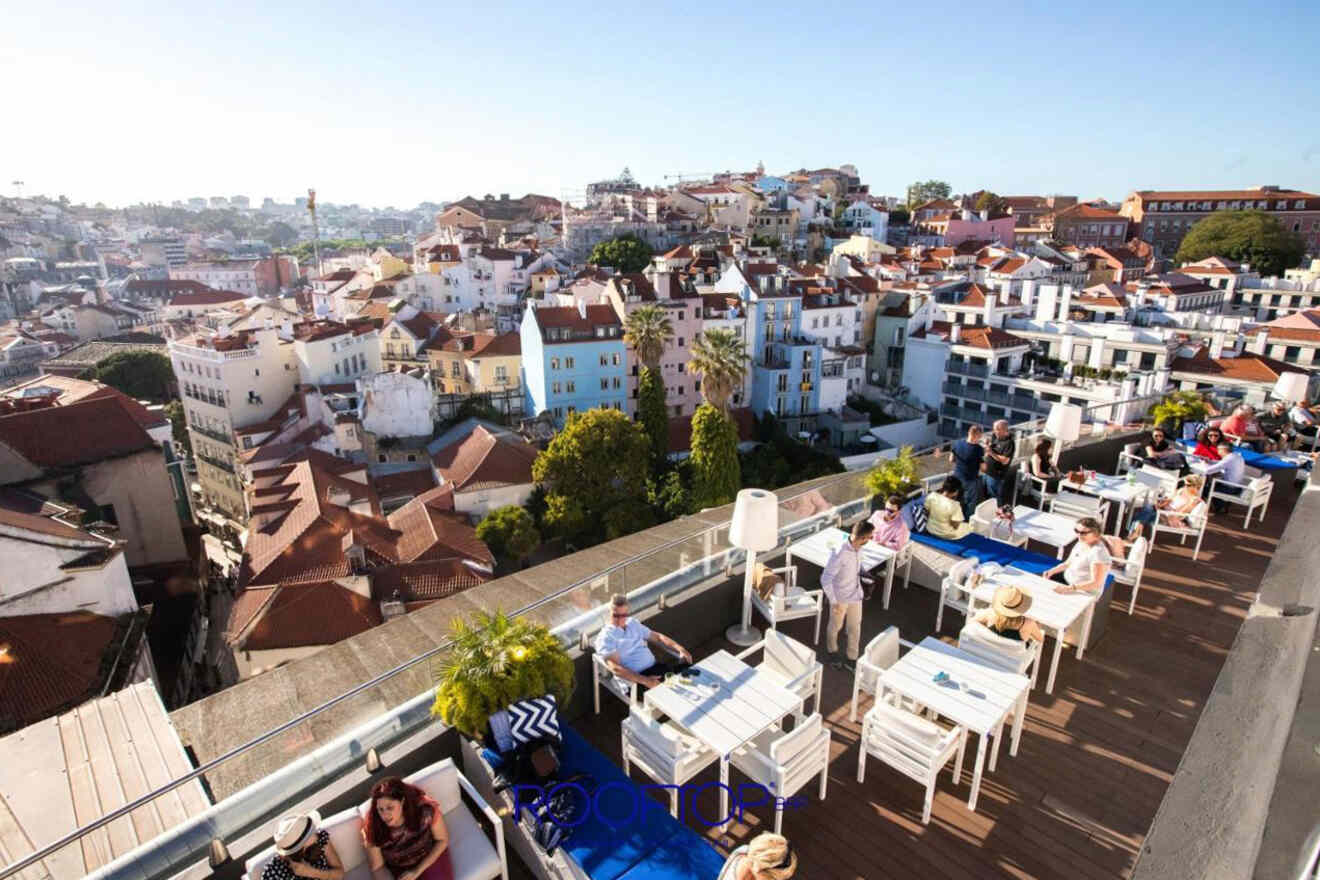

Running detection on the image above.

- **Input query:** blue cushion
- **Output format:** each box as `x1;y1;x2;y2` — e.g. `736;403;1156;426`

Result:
616;838;728;880
910;531;1056;574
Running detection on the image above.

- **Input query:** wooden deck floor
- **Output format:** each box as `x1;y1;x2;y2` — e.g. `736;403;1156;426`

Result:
568;487;1298;880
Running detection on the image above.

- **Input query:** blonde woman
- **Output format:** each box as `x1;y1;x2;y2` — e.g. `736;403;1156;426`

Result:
718;832;798;880
1129;473;1205;534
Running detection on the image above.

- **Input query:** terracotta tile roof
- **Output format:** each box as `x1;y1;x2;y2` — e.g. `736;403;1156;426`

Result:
0;397;155;469
669;406;755;453
1169;348;1301;383
229;581;382;650
167;289;248;307
1134;188;1320;203
990;257;1027;275
388;489;492;566
0;490;104;542
1052;203;1125;220
531;304;621;340
370;559;490;602
125;278;213;297
0;612;129;729
372;467;436;500
1245;309;1320;342
469;332;520;358
430;426;537;492
911;320;1029;351
1078;283;1129;309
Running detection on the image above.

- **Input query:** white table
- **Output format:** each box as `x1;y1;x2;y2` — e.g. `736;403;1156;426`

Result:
1058;473;1148;532
645;649;802;826
879;637;1031;812
1010;506;1079;558
969;567;1098;694
786;527;898;607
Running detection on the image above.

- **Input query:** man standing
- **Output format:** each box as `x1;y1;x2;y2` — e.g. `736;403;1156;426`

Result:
949;424;986;516
822;520;873;672
983;419;1016;504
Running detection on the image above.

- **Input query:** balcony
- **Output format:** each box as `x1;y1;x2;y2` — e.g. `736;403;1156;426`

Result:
946;360;989;378
958;384;986;401
14;393;1318;880
195;452;234;474
189;424;233;445
941;381;964;396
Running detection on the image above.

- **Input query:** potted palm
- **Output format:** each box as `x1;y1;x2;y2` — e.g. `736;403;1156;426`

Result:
1148;390;1210;436
430;610;575;740
865;445;920;510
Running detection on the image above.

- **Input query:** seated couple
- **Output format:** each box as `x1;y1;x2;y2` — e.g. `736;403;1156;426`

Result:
595;594;693;689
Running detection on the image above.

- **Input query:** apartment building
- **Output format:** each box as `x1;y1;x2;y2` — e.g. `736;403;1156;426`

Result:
1128;273;1227;314
1243;311;1320;372
1121;186;1320;258
170;259;279;296
520;302;627;426
603;270;703;419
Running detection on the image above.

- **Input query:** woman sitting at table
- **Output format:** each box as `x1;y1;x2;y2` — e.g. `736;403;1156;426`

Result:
1029;437;1062;493
973;585;1045;644
1045;517;1111;596
1129;474;1205;535
1192;427;1225;460
925;477;973;539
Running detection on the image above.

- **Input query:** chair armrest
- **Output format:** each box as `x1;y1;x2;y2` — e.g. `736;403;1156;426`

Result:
1209;476;1250;491
456;769;508;879
735;639;767;662
785;660;823;693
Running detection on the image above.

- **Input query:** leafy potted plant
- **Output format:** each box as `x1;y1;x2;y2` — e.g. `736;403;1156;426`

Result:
1148;390;1210;436
865;445;920;509
430;610;575;740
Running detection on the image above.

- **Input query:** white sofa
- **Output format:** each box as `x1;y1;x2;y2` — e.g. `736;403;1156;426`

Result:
245;758;507;880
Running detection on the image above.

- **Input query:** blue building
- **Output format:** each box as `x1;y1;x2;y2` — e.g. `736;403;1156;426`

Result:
714;262;825;421
520;302;627;426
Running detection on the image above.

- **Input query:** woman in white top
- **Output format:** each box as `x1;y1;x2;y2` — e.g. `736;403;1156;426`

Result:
718;832;797;880
1044;516;1111;595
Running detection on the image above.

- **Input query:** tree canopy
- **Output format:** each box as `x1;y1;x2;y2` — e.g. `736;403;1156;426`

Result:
623;304;673;369
476;506;540;566
637;367;669;470
689;404;741;509
531;408;651;545
588;234;653;273
906;180;952;209
164;400;190;455
1175;210;1306;277
81;350;173;403
974;191;1008;216
690;328;748;411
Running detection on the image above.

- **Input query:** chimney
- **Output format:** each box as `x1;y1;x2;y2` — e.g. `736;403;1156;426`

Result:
1057;284;1074;320
381;590;407;621
983;292;997;328
654;270;673;300
1035;284;1059;323
1250;328;1270;356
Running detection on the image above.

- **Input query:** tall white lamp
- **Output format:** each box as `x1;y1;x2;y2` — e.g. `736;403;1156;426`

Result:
726;488;779;646
1044;402;1083;466
1273;372;1309;405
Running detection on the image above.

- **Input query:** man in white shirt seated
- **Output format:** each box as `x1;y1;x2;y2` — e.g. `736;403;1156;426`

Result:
1289;401;1318;443
595;594;693;689
1044;516;1111;596
1210;442;1248;512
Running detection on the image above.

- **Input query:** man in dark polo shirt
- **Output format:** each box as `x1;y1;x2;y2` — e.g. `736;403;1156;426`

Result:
983;419;1016;503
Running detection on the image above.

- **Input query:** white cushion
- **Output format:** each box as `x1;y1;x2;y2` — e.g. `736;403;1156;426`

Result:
405;759;462;814
445;802;503;880
246;806;365;880
1123;538;1147;580
623;709;700;759
763;630;815;676
867;702;945;750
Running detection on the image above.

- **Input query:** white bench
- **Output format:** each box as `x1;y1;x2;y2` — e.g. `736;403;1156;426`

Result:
244;758;507;880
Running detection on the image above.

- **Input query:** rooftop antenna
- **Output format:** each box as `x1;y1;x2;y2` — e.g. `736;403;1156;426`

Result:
307;187;322;277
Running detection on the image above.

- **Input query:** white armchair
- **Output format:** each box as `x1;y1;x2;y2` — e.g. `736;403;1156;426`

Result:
621;704;718;817
729;713;832;834
1117;442;1144;474
737;629;824;718
850;626;905;722
1050;489;1110;527
1150;498;1209;560
592;651;639;715
749;564;824;644
1015;459;1056;510
935;556;980;633
856;702;966;824
969;498;999;537
1208;474;1273;528
958;620;1040;689
1110;535;1150;615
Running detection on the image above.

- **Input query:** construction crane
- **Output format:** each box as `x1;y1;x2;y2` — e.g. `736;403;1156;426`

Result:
663;172;720;184
307;187;321;278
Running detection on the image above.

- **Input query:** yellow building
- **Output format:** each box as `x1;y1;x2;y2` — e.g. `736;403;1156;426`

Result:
427;331;521;395
831;233;896;263
372;248;409;280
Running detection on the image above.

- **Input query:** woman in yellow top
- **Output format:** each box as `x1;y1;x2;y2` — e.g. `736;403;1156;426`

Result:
925;477;973;539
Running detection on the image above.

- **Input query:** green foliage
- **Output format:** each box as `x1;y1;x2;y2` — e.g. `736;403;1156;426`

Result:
690;329;749;411
906;180;952;209
1175;210;1306;277
889;207;910;225
430;610;575;739
1149;391;1209;432
750;234;782;249
624;305;674;369
865;446;919;498
260;221;298;248
647;467;692;520
740;413;846;490
588;234;653;273
603;500;657;540
846;395;898;427
690;404;741;508
637;367;669;471
476;506;540;565
532;408;650;545
164;400;191;456
974;191;1008;216
82;350;173;403
442;395;510;430
740;443;791;488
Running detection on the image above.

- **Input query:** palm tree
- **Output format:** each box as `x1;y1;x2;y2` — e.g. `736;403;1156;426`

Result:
623;304;674;369
690;328;749;412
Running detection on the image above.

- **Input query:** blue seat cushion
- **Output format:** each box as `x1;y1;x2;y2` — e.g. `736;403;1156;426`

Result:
1178;438;1300;471
911;531;1056;574
615;839;728;880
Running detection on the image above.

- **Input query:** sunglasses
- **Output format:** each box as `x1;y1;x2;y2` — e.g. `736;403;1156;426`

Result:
611;611;628;620
884;507;899;515
1074;529;1095;536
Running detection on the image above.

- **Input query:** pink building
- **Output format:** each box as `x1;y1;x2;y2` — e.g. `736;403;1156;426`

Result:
603;271;705;420
918;210;1016;248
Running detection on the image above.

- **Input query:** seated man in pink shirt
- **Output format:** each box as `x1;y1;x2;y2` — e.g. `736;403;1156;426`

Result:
866;494;910;598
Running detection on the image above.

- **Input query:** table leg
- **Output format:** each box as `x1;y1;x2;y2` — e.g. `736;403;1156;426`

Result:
719;758;729;826
1047;626;1065;693
1010;691;1027;757
989;721;1003;771
1077;604;1095;661
883;557;894;609
968;733;988;812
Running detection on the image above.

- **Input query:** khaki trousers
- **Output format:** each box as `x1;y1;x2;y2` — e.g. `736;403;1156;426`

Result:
826;600;863;660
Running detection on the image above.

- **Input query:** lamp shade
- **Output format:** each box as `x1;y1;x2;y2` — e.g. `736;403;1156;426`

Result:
729;488;779;552
1045;402;1083;446
1273;372;1309;404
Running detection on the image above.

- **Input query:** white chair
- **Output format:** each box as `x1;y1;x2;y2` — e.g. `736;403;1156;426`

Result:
958;620;1040;688
891;540;915;593
729;713;832;834
1050;489;1110;526
856;702;966;824
968;498;999;536
935;556;980;633
749;564;824;644
1150;498;1209;560
1015;460;1056;510
592;651;639;715
1116;443;1144;474
737;629;824;718
620;704;718;817
1208;474;1273;527
1110;535;1149;615
1138;463;1184;496
850;625;921;722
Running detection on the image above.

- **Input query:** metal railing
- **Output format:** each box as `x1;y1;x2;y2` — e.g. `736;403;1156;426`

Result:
0;391;1174;880
947;360;989;378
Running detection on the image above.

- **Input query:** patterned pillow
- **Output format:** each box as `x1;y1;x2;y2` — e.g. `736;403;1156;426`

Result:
507;694;561;745
903;496;928;533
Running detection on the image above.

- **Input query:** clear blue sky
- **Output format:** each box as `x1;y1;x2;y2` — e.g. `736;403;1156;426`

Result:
5;0;1318;209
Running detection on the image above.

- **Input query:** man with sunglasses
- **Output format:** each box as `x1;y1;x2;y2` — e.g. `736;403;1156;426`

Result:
595;594;693;690
1044;516;1111;596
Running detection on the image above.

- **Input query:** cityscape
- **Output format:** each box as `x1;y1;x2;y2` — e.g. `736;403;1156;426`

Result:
2;4;1319;880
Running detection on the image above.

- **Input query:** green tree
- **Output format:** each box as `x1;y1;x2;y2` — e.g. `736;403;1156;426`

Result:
889;207;911;225
638;368;669;469
689;328;749;412
82;350;174;402
260;221;298;248
906;180;952;209
1175;210;1306;277
588;234;653;273
476;506;540;566
690;403;741;509
624;305;676;471
974;191;1008;216
648;467;692;520
531;408;651;544
750;234;781;249
623;304;674;368
164;400;191;456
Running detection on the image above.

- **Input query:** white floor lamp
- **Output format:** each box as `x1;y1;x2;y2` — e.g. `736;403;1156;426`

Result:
726;488;779;646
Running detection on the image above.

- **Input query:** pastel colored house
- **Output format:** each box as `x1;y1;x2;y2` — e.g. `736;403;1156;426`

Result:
520;302;627;426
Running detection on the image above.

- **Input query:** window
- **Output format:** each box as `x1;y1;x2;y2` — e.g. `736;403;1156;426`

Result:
612;353;621;366
677;363;685;373
379;454;387;463
552;381;561;394
600;378;608;390
1112;348;1128;364
550;357;560;370
599;354;607;366
678;337;684;347
98;503;118;526
567;406;576;415
1285;346;1302;362
566;381;576;393
451;361;461;378
554;407;563;418
565;356;575;368
612;377;621;389
407;454;416;462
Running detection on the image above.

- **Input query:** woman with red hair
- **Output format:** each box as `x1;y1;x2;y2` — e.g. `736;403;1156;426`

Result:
361;776;453;880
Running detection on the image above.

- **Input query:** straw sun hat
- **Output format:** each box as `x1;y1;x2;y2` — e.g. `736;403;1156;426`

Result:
991;585;1032;619
274;811;322;855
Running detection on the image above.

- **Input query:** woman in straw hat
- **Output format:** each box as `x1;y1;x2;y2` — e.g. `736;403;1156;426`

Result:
973;584;1044;644
262;811;344;880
